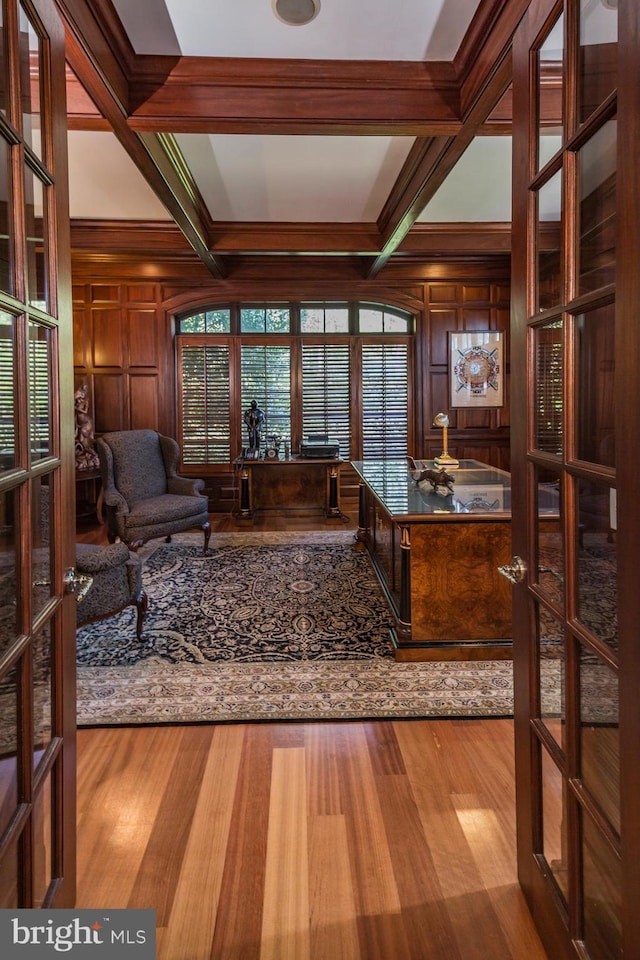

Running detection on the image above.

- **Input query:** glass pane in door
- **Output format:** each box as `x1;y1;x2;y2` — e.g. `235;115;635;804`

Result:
578;120;616;295
0;832;19;906
28;320;52;461
537;172;563;311
538;603;565;750
0;4;5;119
579;0;617;124
24;169;47;311
32;770;53;907
0;489;18;650
0;662;19;838
580;646;619;835
0;141;13;296
533;319;563;454
537;13;564;171
541;746;569;905
18;3;43;162
33;620;53;768
577;480;617;650
0;312;16;470
536;465;563;608
32;474;53;619
576;304;615;466
582;813;621;960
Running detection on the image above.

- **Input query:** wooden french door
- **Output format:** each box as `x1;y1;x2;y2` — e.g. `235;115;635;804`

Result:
510;0;640;956
0;0;77;906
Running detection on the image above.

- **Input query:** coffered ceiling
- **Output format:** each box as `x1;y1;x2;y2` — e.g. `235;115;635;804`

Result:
58;0;528;278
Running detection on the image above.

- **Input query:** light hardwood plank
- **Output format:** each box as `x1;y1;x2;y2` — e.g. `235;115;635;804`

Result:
334;724;402;919
76;727;182;909
261;747;310;960
160;724;245;960
308;815;360;960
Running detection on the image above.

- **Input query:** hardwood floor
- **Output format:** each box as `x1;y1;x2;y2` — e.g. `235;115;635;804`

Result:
75;510;548;959
76;720;547;960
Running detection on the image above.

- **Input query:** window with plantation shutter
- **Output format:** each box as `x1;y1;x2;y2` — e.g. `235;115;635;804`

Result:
302;343;351;459
362;343;408;459
176;302;414;466
241;345;291;444
179;341;231;464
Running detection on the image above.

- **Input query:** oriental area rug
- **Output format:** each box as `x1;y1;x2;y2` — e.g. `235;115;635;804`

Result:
76;530;520;726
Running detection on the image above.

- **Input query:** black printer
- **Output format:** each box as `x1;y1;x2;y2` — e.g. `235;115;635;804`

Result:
299;434;340;458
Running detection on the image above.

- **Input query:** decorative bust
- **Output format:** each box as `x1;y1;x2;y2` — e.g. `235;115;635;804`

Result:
74;382;99;471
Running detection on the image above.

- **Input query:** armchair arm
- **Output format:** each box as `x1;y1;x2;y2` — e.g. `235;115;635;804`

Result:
160;434;205;496
97;437;130;515
76;541;131;575
167;476;205;496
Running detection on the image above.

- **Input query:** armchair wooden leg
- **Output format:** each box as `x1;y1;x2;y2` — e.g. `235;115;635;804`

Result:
135;589;148;640
203;521;211;554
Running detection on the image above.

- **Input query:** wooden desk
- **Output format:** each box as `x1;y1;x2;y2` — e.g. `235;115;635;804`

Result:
352;459;558;662
235;456;342;518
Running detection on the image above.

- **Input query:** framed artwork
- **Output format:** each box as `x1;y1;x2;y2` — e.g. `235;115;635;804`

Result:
449;330;504;408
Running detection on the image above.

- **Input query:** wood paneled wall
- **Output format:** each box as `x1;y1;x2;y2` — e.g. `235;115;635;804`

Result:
422;279;511;471
72;252;512;512
73;281;174;437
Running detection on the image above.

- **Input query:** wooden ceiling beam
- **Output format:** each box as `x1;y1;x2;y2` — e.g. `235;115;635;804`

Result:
125;56;461;136
54;0;227;279
366;1;520;279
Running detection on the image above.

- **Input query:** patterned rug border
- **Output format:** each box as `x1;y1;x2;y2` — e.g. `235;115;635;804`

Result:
76;530;519;725
76;657;516;725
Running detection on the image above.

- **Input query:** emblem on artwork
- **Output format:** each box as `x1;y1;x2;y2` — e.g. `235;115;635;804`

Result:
453;345;500;396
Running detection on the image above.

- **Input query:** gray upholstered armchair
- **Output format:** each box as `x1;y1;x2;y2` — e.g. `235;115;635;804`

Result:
76;541;147;639
97;429;211;552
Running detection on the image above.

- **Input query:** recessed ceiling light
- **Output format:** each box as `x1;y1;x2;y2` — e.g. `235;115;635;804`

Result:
272;0;320;27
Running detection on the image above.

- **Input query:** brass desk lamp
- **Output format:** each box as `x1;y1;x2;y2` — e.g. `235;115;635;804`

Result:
433;413;459;468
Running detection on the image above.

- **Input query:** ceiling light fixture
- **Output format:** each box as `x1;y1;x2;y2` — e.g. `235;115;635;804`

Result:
272;0;320;27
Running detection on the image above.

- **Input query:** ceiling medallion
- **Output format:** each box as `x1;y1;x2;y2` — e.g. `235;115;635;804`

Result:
272;0;321;26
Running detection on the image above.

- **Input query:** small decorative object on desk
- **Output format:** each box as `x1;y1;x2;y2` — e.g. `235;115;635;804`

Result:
264;434;281;459
408;458;456;495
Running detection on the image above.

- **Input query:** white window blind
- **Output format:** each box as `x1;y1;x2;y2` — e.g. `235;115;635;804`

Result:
302;343;351;458
361;343;408;459
179;342;231;464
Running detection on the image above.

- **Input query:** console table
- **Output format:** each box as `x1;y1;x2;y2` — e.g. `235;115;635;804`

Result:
352;459;558;662
234;456;342;518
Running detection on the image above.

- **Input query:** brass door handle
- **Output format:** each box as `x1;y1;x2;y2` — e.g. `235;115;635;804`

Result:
63;567;94;602
498;556;527;584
